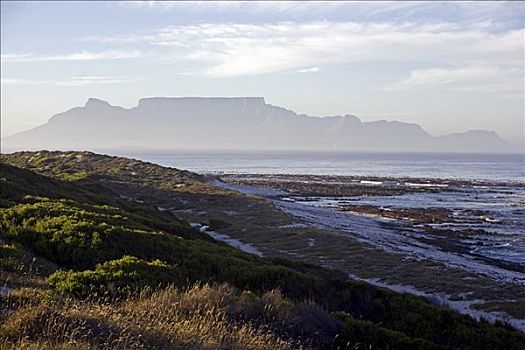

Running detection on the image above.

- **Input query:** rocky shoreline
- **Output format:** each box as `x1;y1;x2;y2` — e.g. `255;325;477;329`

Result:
218;173;525;274
212;175;525;333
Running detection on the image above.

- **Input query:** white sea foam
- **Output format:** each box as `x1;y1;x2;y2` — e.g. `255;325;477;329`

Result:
347;273;525;333
405;182;448;187
360;180;383;185
191;223;263;257
278;223;310;229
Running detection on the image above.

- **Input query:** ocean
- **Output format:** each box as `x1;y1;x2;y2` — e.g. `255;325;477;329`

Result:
110;151;525;182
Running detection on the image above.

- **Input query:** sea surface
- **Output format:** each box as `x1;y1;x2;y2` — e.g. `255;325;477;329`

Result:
110;151;524;182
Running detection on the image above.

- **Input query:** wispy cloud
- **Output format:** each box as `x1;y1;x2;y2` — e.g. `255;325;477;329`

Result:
1;50;144;63
0;54;32;62
296;67;321;73
1;76;135;86
81;21;523;80
57;76;136;86
117;1;523;27
389;65;523;94
118;1;347;14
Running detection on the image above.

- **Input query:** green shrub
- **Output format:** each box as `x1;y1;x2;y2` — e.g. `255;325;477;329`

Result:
48;256;181;298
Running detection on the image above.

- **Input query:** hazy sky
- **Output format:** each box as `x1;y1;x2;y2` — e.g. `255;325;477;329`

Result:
1;1;524;146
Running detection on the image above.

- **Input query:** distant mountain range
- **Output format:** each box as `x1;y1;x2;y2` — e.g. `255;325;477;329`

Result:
1;97;517;153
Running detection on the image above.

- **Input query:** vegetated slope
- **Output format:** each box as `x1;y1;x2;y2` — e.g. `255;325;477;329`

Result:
2;97;515;153
1;152;524;350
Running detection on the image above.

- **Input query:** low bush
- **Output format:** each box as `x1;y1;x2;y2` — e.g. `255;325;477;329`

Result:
48;256;181;298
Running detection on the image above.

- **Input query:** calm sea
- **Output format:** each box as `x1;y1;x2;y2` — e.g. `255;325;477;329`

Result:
109;151;525;182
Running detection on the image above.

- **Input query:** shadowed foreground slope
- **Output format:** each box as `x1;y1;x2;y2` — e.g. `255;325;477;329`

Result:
1;151;524;349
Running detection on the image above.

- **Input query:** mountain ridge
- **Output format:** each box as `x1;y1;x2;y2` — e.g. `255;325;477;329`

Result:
2;97;517;153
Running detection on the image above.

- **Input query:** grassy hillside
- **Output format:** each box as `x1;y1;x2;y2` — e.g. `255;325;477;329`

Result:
1;151;524;349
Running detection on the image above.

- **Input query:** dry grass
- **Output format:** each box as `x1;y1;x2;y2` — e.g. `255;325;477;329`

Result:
0;283;322;350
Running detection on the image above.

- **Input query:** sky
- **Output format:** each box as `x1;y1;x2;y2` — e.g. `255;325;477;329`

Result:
1;1;524;147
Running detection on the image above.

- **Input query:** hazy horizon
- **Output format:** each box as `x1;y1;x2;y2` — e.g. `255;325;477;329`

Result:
2;96;520;154
1;1;524;148
2;95;522;145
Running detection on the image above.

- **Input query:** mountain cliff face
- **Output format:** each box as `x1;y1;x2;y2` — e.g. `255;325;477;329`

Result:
2;97;515;153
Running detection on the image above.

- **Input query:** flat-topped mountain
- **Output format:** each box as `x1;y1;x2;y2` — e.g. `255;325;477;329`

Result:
2;97;515;153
